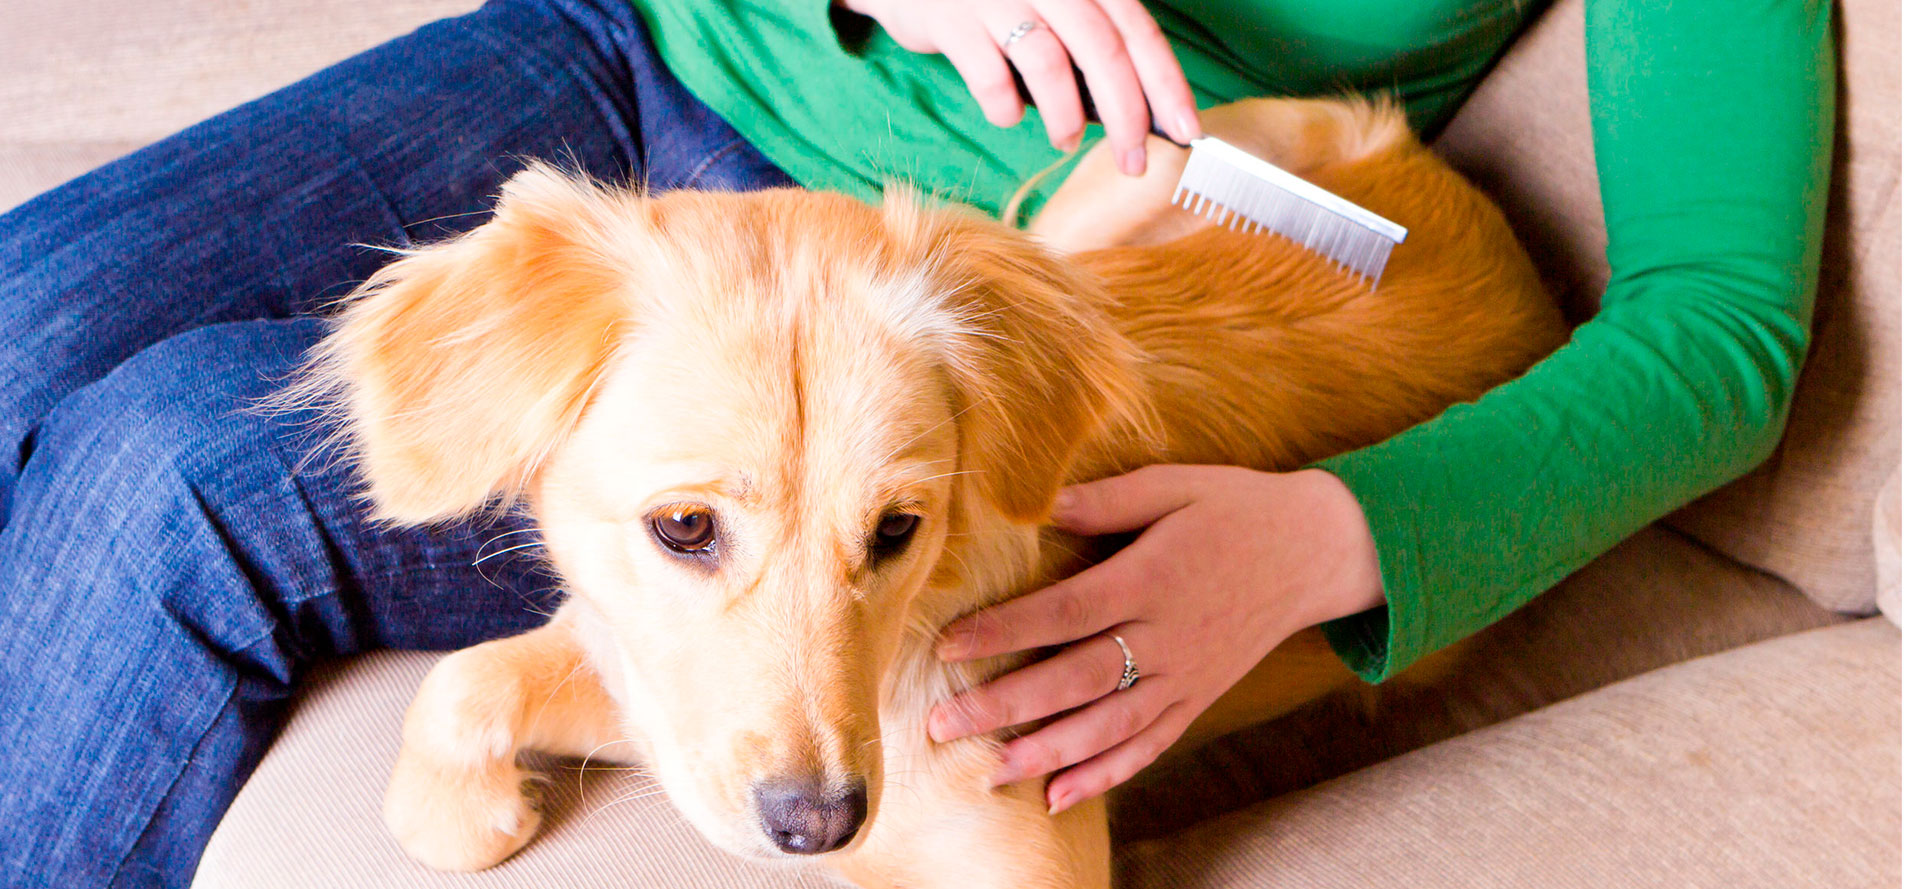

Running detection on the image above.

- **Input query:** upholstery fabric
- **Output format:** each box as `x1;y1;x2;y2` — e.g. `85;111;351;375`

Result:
1874;464;1900;627
193;649;844;889
0;0;480;212
1111;525;1838;843
1431;0;1903;614
1115;619;1901;889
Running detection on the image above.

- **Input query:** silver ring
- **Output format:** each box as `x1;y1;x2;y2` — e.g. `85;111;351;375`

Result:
1002;20;1039;51
1107;633;1140;691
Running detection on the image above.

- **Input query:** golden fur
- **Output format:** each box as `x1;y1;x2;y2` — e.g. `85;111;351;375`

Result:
281;97;1565;887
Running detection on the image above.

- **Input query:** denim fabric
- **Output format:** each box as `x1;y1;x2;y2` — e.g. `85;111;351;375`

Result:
0;1;793;885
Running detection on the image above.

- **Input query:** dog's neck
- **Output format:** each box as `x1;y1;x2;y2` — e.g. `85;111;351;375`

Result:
878;479;1099;761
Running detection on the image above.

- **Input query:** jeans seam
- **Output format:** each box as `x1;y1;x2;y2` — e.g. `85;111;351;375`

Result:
105;663;241;888
683;139;751;188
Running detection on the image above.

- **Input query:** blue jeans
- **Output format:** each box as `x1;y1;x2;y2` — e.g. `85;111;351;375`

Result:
0;1;793;885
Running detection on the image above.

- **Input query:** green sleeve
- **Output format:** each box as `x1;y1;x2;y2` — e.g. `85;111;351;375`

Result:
1312;0;1835;682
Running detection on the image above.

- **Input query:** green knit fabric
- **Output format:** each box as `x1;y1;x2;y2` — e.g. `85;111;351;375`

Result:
636;0;1834;682
634;0;1540;220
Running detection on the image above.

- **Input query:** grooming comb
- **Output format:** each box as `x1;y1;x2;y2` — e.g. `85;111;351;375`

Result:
1014;72;1409;287
1171;136;1407;287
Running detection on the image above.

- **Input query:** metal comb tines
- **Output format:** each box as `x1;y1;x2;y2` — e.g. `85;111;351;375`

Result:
1171;137;1407;288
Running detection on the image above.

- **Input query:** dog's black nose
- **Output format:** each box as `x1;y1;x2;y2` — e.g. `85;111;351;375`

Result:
752;778;867;854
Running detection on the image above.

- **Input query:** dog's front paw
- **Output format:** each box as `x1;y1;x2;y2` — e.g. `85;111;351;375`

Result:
384;749;544;871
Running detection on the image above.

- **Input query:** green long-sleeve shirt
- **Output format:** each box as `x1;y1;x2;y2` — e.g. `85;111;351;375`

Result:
636;0;1834;681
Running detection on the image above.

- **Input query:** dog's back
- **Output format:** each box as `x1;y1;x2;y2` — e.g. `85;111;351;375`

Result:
1049;98;1567;480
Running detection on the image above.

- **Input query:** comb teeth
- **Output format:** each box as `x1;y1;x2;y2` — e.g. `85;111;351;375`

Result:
1171;137;1408;288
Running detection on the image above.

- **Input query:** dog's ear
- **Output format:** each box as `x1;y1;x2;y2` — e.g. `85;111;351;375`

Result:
884;192;1147;523
286;164;637;524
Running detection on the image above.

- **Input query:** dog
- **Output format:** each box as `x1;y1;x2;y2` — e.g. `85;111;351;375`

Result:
282;96;1566;888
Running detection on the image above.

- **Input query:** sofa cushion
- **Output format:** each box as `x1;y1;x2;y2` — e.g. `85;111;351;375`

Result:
1115;618;1900;889
1873;463;1900;626
1110;524;1839;843
192;649;845;889
1433;0;1903;614
0;0;480;212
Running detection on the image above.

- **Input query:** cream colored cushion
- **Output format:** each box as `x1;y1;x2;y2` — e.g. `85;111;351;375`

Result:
0;0;480;213
1112;524;1839;842
1116;619;1901;889
1873;464;1900;626
193;649;843;889
1434;0;1903;614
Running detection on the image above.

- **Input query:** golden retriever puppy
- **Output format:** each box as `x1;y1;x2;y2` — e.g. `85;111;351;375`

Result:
283;97;1564;888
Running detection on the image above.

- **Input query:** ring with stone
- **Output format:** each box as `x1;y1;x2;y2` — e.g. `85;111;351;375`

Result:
1003;20;1040;51
1107;633;1140;692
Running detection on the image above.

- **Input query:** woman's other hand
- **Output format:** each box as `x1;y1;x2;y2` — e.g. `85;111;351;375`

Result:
927;466;1387;813
838;0;1200;175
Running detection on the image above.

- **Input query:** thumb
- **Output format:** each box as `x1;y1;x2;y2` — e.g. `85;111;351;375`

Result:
1049;464;1200;536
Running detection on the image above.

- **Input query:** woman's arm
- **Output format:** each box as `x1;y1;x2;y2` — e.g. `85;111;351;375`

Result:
1314;0;1836;680
927;0;1835;809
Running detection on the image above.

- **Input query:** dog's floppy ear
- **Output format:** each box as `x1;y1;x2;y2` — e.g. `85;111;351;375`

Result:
285;164;637;524
885;192;1147;523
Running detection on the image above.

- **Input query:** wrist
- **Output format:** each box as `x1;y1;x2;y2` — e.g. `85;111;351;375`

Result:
1293;468;1387;627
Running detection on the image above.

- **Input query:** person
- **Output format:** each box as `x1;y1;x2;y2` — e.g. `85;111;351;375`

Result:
0;0;1832;884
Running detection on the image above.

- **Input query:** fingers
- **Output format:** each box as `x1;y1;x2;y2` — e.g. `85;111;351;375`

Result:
1090;0;1199;142
992;7;1087;149
987;681;1185;793
1040;700;1192;812
937;464;1210;661
1049;463;1203;536
928;633;1132;742
1028;0;1150;173
936;23;1026;127
937;554;1137;661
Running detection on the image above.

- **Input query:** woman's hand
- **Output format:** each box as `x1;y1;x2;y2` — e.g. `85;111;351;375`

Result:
838;0;1200;175
927;466;1387;813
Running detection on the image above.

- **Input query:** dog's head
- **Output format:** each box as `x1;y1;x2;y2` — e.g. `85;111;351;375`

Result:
294;165;1143;858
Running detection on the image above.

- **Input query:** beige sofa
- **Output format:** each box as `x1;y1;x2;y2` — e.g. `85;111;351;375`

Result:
4;0;1899;885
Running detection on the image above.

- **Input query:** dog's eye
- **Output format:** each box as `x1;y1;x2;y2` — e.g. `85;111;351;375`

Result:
651;508;717;554
870;512;920;561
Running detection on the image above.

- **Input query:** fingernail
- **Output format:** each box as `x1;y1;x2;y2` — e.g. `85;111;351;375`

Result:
990;748;1024;786
935;630;967;661
1049;487;1078;519
1121;147;1146;176
1054;129;1084;153
1176;111;1202;143
1047;787;1077;815
927;708;954;743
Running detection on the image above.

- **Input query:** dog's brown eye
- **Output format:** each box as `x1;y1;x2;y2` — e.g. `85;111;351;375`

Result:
870;512;920;561
652;508;716;554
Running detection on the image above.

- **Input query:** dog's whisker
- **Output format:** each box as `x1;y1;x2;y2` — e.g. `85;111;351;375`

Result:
878;412;964;465
474;527;547;556
583;786;675;821
471;540;546;567
902;468;983;487
529;660;590;739
574;738;645;796
877;394;994;466
396;207;495;231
